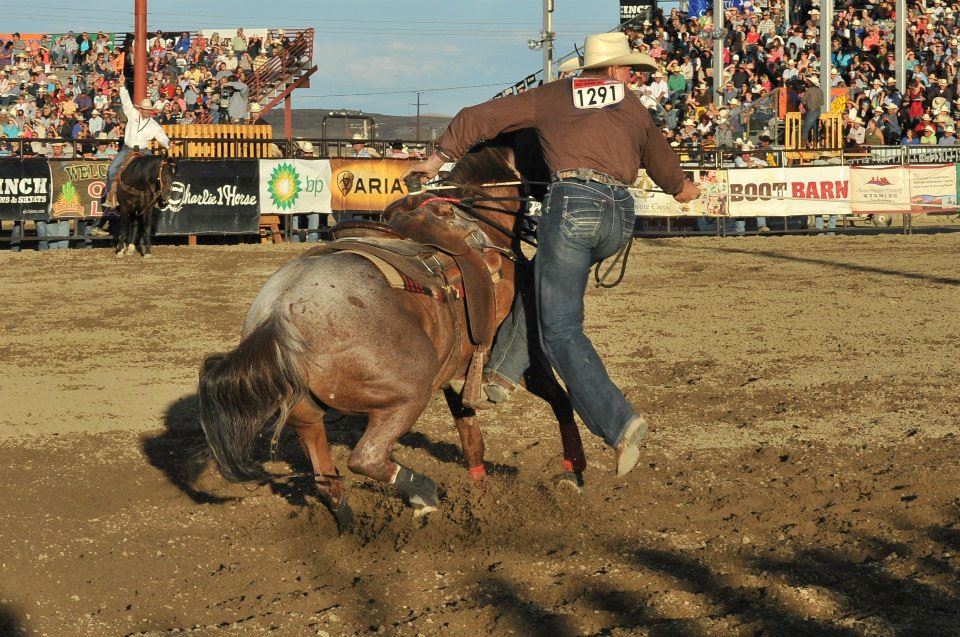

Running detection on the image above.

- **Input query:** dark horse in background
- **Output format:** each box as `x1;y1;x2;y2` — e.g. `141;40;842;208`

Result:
197;132;587;534
114;154;176;258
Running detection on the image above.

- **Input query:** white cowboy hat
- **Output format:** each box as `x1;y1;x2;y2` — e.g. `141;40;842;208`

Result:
577;32;656;71
682;118;695;126
138;98;156;111
556;57;582;74
740;141;755;151
806;76;820;87
352;133;365;141
297;140;314;153
249;102;262;113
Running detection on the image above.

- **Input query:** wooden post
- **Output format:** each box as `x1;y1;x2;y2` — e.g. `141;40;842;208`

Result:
134;0;147;104
284;94;293;141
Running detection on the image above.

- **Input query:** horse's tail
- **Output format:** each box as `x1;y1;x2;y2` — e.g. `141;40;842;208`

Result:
198;309;308;483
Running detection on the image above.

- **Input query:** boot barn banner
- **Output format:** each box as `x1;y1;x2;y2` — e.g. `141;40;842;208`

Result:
726;166;852;216
49;161;109;219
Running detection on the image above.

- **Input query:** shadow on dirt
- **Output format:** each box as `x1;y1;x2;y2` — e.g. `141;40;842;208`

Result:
709;246;960;287
145;395;517;507
0;602;27;637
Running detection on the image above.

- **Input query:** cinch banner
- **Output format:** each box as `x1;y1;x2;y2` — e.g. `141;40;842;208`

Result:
849;166;909;214
329;159;409;212
49;160;109;219
909;164;957;214
156;160;259;235
259;159;332;215
621;0;656;24
0;160;51;221
727;166;850;216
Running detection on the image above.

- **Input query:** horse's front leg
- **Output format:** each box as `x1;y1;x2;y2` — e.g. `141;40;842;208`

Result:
126;213;140;256
141;209;154;258
115;210;128;257
442;386;487;484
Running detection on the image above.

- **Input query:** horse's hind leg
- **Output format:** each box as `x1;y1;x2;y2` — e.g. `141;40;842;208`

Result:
442;387;486;483
127;216;140;256
522;354;587;492
141;211;153;258
115;212;128;257
347;397;438;513
290;397;354;534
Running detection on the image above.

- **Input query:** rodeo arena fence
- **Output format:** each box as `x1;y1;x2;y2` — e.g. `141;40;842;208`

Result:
1;136;960;248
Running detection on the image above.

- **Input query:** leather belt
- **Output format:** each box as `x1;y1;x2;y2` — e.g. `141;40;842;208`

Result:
551;168;626;187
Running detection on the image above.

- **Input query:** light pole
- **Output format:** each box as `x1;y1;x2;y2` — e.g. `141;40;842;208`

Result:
712;0;724;106
528;0;556;83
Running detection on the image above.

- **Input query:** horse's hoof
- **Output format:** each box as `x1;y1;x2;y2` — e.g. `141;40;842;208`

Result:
395;466;439;508
143;253;153;259
332;500;354;535
116;250;125;258
126;245;137;256
556;471;585;495
413;505;437;519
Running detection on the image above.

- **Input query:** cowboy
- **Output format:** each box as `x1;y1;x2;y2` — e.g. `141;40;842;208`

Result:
97;72;170;224
403;32;699;478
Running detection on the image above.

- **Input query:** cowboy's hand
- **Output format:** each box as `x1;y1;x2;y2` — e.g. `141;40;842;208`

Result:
673;179;701;204
402;151;446;182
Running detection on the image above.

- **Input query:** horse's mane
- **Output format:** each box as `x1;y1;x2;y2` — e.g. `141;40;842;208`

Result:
448;129;550;200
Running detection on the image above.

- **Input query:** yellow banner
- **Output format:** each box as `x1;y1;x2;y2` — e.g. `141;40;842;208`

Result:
330;159;411;211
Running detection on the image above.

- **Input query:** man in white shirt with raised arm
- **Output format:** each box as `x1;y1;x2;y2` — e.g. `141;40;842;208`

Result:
101;72;170;212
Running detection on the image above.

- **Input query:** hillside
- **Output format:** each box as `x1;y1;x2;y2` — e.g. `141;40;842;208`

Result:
262;108;452;141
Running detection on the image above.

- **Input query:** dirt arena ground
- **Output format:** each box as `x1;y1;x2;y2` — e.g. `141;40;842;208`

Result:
1;233;959;637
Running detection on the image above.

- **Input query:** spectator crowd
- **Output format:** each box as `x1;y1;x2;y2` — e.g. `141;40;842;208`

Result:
0;28;297;157
614;0;960;157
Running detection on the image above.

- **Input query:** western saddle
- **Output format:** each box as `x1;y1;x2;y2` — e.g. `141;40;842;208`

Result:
302;195;513;408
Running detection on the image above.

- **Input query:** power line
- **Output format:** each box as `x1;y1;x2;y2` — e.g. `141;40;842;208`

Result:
294;81;518;100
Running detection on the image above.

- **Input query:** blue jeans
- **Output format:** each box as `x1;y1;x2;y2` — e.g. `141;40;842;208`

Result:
290;213;320;243
36;220;69;250
486;179;638;447
104;146;151;202
802;110;820;144
814;214;837;234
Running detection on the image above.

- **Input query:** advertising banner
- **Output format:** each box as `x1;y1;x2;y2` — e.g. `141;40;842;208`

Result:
727;166;850;216
620;0;656;24
634;169;727;217
850;166;910;214
909;164;957;214
49;160;109;219
0;160;51;220
259;159;332;215
329;159;409;212
156;160;259;235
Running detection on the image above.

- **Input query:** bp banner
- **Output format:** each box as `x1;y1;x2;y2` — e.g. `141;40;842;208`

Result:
0;159;51;220
330;159;409;211
909;164;957;214
634;169;728;217
727;166;850;216
849;166;910;214
156;160;259;235
49;160;109;219
259;159;332;214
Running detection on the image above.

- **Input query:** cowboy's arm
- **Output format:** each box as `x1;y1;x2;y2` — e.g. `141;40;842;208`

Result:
119;85;137;121
404;91;536;180
637;106;698;202
153;122;170;149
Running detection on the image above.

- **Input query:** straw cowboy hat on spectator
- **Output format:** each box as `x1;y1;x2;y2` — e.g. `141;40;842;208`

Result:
249;102;262;113
576;32;656;71
297;140;315;154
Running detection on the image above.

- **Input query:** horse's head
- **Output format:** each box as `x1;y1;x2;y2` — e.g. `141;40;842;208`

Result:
156;158;177;205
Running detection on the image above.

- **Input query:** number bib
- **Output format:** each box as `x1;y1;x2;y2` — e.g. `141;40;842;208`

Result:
572;78;625;110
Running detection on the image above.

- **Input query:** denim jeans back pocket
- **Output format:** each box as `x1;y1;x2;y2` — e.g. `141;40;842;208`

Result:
560;195;605;241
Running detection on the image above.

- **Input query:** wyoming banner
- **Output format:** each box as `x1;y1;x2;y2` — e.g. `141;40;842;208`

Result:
849;166;910;214
259;160;332;215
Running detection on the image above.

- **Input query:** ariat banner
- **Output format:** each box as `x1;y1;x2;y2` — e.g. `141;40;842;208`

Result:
259;159;332;215
0;160;51;220
156;160;259;235
329;159;410;212
49;161;110;219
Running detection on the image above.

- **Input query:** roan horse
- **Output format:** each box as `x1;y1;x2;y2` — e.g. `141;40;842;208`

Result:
198;137;587;534
114;154;176;258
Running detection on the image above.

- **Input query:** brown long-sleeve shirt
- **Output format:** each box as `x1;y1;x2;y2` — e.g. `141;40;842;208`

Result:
437;77;685;195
